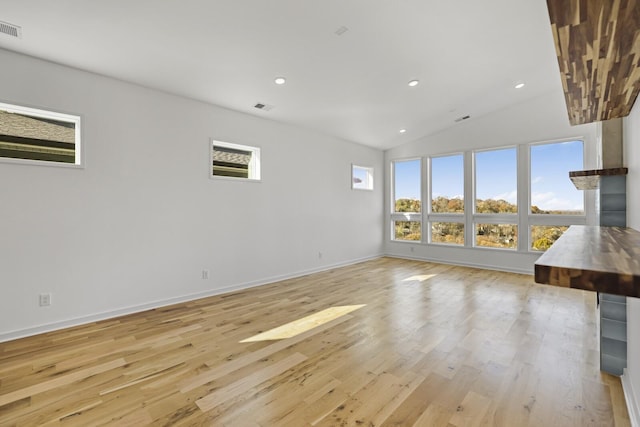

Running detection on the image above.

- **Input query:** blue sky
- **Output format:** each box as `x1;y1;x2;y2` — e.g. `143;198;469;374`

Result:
394;141;584;211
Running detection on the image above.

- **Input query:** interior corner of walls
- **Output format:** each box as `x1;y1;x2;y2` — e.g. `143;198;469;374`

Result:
622;369;640;427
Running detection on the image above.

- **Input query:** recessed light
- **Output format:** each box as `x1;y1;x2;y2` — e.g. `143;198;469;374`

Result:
408;80;419;87
399;129;407;134
274;77;286;85
515;82;525;89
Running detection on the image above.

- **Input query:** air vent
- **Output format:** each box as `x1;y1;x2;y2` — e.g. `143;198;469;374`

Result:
0;21;22;38
254;103;274;111
454;115;471;123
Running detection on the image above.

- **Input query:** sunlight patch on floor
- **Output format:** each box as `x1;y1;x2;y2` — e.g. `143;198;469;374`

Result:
402;274;437;282
239;305;366;343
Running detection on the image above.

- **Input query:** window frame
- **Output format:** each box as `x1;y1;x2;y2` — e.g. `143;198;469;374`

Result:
427;153;465;245
0;101;83;168
472;146;518;250
351;164;374;191
526;138;588;251
390;157;422;242
388;136;594;252
210;139;261;182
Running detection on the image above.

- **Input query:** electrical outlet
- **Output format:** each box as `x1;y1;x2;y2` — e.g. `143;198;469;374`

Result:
202;269;209;280
39;293;51;307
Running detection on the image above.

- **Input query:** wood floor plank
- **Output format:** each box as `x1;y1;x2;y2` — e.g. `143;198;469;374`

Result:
0;257;631;426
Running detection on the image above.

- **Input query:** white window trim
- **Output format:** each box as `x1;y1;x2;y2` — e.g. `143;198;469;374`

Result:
525;138;590;251
427;152;465;244
351;164;374;191
390;157;422;242
0;101;83;168
210;139;261;182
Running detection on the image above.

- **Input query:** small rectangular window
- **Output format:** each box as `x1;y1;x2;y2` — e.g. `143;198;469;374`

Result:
211;140;261;181
0;102;81;166
352;164;373;190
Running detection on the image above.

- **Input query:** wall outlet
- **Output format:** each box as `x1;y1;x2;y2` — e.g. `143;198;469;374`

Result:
202;269;209;280
39;293;52;307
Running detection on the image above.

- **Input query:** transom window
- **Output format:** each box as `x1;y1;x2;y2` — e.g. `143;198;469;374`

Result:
0;102;81;166
210;140;261;181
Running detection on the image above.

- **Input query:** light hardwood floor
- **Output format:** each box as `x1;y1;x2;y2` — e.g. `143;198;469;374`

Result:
0;257;630;426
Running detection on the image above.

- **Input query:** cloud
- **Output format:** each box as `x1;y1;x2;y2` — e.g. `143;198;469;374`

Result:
531;176;543;184
532;192;580;210
491;190;517;204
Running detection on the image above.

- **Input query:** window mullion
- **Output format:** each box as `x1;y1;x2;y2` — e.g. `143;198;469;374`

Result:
517;144;529;252
464;150;473;248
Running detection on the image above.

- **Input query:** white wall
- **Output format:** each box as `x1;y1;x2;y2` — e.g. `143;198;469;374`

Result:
0;49;384;341
384;90;598;273
623;103;640;425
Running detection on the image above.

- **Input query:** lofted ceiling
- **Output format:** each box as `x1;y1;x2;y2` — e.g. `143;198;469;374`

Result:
0;0;564;150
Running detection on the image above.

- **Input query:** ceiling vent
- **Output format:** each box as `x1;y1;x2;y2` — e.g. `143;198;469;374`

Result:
0;21;22;38
454;115;471;123
254;103;274;111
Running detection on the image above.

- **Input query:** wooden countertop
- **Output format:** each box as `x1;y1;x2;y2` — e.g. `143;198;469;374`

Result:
534;225;640;298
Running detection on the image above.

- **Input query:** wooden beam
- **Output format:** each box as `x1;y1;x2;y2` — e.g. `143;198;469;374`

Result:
546;0;640;125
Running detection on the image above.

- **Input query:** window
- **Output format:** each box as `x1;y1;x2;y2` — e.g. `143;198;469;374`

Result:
389;138;590;253
476;223;518;249
431;222;464;245
394;221;421;241
430;154;464;213
0;102;81;166
473;147;518;250
530;140;583;215
528;140;585;251
211;140;261;181
475;148;517;213
428;154;465;245
391;159;421;241
352;164;373;190
530;225;569;251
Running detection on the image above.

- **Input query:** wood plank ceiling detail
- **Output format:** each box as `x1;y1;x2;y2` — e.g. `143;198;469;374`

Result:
546;0;640;125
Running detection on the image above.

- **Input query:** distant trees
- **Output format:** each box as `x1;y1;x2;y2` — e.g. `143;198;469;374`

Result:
395;198;421;213
395;197;574;249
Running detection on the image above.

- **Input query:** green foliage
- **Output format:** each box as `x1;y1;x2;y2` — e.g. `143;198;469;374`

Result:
476;224;517;249
394;221;421;240
394;198;572;250
432;196;463;213
531;226;568;251
476;199;517;214
395;198;421;213
431;222;464;244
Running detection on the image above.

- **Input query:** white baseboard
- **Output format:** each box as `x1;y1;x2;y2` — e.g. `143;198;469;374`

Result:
0;254;383;343
623;369;640;427
384;253;534;275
